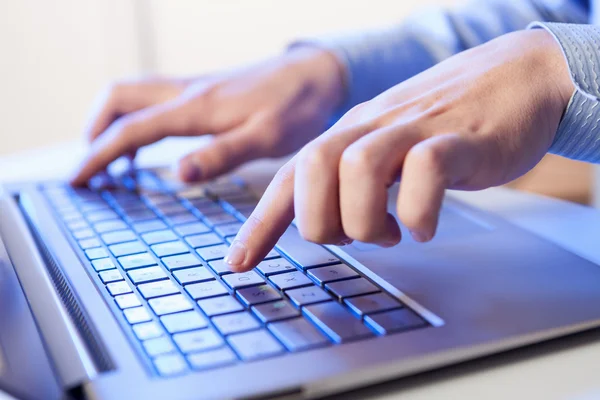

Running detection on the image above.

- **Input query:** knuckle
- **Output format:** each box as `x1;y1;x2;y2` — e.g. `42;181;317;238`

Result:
339;144;378;176
296;224;338;244
297;141;334;172
407;142;446;175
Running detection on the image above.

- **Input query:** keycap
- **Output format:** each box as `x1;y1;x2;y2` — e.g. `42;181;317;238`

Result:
203;212;238;227
344;293;402;317
155;202;188;216
128;266;168;284
132;321;163;340
162;253;203;270
222;271;264;290
191;201;224;216
149;294;193;315
122;209;156;223
308;263;359;285
220;196;257;214
73;228;95;240
85;247;108;260
186;281;228;300
138;280;179;299
79;238;101;249
107;281;133;296
197;244;229;262
276;226;339;269
86;210;119;222
133;219;167;234
252;300;300;323
173;329;224;353
214;222;243;238
154;354;188;376
188;347;237;370
227;330;284;361
101;230;137;245
173;267;214;285
269;317;330;351
213;311;260;336
142;193;173;206
94;220;128;233
91;258;116;272
141;230;178;245
109;241;146;257
118;253;157;270
364;309;427;335
80;202;109;213
177;187;207;200
325;278;379;300
151;241;188;257
207;259;233;275
115;293;142;309
197;295;243;316
255;258;297;276
123;306;152;324
303;302;373;343
143;337;176;356
206;181;245;197
99;269;123;283
67;220;89;231
269;271;313;291
175;222;211;236
160;311;208;333
237;285;281;306
165;213;198;226
185;233;223;248
286;285;332;307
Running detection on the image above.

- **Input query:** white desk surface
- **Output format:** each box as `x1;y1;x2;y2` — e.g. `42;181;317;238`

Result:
3;138;600;400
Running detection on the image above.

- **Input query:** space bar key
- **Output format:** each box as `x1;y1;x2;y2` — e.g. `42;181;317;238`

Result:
276;226;340;270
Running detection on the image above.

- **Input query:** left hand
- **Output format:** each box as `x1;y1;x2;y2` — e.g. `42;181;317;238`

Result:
225;29;575;272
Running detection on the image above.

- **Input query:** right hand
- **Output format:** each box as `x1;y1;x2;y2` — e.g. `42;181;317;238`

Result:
70;47;345;185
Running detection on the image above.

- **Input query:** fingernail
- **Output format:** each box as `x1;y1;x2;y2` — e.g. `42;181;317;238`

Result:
224;240;247;270
179;162;201;182
410;230;429;243
378;240;398;248
336;239;354;247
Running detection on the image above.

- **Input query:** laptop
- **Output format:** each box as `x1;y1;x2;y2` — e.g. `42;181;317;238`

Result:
2;164;600;400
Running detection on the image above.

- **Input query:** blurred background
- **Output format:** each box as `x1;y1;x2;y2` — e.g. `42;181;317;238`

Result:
0;0;594;204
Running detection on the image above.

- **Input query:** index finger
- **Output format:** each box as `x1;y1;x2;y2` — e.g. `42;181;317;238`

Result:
224;158;296;272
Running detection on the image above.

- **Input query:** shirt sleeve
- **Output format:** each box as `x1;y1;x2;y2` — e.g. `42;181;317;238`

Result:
294;0;588;117
529;22;600;162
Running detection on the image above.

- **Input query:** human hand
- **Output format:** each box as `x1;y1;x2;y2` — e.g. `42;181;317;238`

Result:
70;47;344;185
225;29;575;272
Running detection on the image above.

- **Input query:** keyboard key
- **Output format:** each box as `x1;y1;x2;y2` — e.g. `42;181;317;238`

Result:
227;330;284;361
154;354;188;376
214;222;243;238
149;294;193;315
203;212;238;227
155;202;188;216
191;201;223;216
85;247;108;260
107;281;133;296
197;295;243;316
237;285;281;306
160;311;208;333
99;269;123;283
122;209;156;223
79;238;101;249
141;230;178;245
344;293;403;317
186;281;228;300
252;300;300;323
174;222;211;236
303;302;373;343
142;193;173;206
212;312;260;335
207;259;233;275
222;271;264;290
143;337;176;357
73;228;95;240
286;285;332;307
133;219;167;234
325;278;379;300
138;280;179;299
197;244;229;262
101;230;137;245
269;317;330;351
269;271;313;291
123;306;152;324
364;309;427;335
151;241;188;257
188;347;236;370
86;210;118;223
94;220;128;233
173;330;224;353
118;253;157;270
162;253;203;270
115;293;142;309
164;213;198;226
276;226;339;269
308;263;359;285
91;258;116;272
173;267;214;285
185;233;223;248
109;241;146;257
255;258;297;276
177;187;208;200
67;220;89;231
128;266;168;284
132;321;163;340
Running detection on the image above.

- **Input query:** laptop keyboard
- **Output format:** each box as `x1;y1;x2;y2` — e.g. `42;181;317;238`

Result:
41;170;428;377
